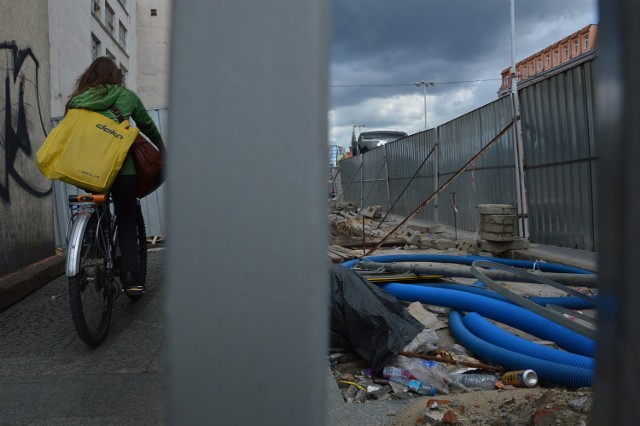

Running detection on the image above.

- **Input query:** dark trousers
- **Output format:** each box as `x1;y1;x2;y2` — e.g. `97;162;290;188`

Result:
111;174;139;274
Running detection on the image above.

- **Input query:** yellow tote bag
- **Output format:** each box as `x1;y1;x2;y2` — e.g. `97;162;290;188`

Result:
36;108;139;193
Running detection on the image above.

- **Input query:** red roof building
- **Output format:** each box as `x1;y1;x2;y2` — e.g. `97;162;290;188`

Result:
498;24;598;97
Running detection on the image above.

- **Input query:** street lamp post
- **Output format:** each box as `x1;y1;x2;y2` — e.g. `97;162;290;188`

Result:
414;81;435;130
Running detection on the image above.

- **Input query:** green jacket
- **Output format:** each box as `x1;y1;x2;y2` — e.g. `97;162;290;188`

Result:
67;85;162;175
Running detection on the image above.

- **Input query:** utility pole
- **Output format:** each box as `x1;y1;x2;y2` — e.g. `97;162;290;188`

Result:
414;81;435;130
510;0;529;240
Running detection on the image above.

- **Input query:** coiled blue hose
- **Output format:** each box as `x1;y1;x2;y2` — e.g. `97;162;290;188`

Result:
412;283;596;310
380;283;594;357
449;310;593;388
342;254;596;387
462;312;595;370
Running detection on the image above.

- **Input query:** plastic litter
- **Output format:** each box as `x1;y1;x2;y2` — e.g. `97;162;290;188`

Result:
451;372;500;390
382;366;412;379
387;375;437;396
391;355;450;394
502;369;538;387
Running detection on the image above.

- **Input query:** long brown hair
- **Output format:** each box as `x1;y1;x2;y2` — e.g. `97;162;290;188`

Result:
65;57;123;113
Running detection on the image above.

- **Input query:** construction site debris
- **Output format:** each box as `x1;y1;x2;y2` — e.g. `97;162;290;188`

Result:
329;265;424;372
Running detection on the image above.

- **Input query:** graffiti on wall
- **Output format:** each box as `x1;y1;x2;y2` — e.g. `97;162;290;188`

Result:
1;40;51;204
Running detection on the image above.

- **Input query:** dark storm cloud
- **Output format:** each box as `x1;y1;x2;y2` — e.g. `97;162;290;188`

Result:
329;0;598;146
330;0;597;108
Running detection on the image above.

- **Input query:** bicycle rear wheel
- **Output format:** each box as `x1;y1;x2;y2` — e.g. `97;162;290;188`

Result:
68;213;114;346
125;203;148;300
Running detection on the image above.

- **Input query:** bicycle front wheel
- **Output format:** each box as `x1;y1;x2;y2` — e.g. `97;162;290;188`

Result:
68;212;114;346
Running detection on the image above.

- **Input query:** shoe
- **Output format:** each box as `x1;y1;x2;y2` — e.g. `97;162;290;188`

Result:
122;271;144;296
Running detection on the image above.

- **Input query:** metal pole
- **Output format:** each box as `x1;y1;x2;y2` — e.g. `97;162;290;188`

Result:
167;0;328;423
383;143;392;212
415;81;434;131
593;0;640;422
510;0;530;240
434;127;440;224
423;84;428;130
452;191;458;241
359;153;364;211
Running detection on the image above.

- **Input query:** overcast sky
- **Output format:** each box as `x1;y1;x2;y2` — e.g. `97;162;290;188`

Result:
329;0;599;150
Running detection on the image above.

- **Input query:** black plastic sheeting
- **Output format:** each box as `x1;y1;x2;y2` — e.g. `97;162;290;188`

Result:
329;265;424;373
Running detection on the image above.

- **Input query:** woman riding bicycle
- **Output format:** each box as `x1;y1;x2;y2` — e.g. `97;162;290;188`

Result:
65;56;166;296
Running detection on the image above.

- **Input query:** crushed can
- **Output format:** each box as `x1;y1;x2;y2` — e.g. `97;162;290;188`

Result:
501;369;538;387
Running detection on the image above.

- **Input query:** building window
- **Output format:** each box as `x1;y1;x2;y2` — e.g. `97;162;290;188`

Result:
554;50;559;64
106;49;116;61
120;64;128;85
91;34;101;60
573;39;579;54
563;45;569;59
530;62;534;74
93;0;101;16
502;75;509;87
546;54;551;68
119;22;127;49
537;58;542;71
151;9;157;16
584;35;590;50
523;66;528;78
105;3;115;32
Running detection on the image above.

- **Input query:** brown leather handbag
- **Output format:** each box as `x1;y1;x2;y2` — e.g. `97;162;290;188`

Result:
110;106;164;198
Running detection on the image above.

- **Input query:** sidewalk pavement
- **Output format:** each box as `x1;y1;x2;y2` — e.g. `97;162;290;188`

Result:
0;254;65;313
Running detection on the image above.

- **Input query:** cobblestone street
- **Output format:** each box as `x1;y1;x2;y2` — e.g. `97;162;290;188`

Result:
0;248;167;424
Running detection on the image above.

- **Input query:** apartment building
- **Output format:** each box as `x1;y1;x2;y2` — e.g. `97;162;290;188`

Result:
498;24;598;97
0;1;171;275
49;0;138;117
136;0;171;108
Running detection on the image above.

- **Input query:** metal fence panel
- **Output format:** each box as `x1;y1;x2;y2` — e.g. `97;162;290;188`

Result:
385;131;437;222
520;60;597;250
337;57;597;251
438;97;516;233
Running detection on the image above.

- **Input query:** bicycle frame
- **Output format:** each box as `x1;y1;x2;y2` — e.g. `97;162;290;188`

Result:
66;194;118;278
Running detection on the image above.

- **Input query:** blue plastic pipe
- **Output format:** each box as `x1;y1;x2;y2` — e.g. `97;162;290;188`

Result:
380;283;594;357
342;254;592;275
462;312;595;370
449;310;593;388
411;283;596;310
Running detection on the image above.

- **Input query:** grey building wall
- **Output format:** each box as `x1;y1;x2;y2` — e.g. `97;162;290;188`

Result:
0;2;54;275
136;0;171;108
49;0;138;118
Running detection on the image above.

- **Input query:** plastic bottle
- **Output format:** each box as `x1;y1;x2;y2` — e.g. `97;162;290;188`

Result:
387;375;437;396
419;359;449;379
382;366;411;379
452;373;499;390
392;355;449;394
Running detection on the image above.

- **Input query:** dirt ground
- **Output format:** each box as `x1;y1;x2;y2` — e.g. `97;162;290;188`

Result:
331;321;593;425
390;386;592;425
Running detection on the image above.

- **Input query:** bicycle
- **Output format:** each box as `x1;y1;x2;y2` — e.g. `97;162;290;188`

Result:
65;193;147;347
